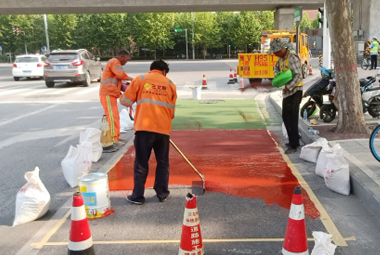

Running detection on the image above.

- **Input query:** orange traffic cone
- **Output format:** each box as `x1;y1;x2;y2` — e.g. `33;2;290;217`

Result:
179;193;204;255
282;187;308;255
227;69;235;84
308;65;313;75
202;74;208;90
239;75;245;89
68;192;95;255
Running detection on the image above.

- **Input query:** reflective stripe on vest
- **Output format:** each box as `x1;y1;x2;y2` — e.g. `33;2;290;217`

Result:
137;98;175;109
371;41;379;53
120;94;134;107
279;51;303;87
100;78;118;87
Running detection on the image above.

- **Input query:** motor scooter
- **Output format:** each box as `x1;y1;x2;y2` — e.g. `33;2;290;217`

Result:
319;76;378;122
362;78;380;117
300;66;335;121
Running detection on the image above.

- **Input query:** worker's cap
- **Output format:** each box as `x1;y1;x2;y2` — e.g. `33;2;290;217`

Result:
117;49;131;56
268;38;288;54
373;37;377;41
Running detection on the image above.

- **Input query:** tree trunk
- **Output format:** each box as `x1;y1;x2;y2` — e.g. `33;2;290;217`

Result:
326;0;369;134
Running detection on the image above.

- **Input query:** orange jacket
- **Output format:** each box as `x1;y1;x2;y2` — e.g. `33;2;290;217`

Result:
120;70;177;135
99;58;128;97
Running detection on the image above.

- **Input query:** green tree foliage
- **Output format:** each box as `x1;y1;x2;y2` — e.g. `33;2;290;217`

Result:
192;12;222;59
299;12;319;32
49;14;77;49
133;13;175;59
0;10;283;60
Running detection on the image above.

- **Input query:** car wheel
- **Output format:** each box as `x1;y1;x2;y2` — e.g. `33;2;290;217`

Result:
83;72;91;87
45;80;54;88
97;68;103;82
14;77;20;81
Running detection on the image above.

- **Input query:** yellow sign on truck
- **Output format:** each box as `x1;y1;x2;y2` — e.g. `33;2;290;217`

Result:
238;30;310;82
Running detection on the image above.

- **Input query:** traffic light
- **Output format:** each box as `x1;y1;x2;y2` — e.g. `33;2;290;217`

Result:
318;7;324;27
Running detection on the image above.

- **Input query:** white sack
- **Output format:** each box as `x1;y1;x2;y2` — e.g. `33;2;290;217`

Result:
324;146;350;195
300;138;328;163
316;143;341;177
79;128;102;162
13;167;51;226
311;231;336;255
282;122;288;139
61;142;92;188
120;108;134;133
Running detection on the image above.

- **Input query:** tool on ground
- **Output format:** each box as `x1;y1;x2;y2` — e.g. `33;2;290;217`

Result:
170;139;205;195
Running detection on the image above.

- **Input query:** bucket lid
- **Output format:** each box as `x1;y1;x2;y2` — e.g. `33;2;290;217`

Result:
79;172;107;183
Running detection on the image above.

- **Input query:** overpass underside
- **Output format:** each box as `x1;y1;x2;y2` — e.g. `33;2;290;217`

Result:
0;0;323;15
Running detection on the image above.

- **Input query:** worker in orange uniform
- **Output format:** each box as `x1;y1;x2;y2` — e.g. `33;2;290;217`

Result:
99;50;133;151
120;59;177;205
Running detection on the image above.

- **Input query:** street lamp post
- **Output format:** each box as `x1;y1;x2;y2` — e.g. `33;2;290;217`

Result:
20;31;27;54
43;14;50;54
185;29;188;60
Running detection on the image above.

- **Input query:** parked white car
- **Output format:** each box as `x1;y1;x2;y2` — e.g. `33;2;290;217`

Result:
12;54;47;81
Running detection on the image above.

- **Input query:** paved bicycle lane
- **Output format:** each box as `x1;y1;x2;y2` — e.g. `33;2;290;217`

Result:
17;69;380;254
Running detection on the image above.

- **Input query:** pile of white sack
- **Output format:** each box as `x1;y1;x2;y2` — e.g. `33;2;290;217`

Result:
299;138;350;196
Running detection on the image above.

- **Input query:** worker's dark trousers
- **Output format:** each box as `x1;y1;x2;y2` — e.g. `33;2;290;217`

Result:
131;131;170;202
282;90;302;148
371;54;378;69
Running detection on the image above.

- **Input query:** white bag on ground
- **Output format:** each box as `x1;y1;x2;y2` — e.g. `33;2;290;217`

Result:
300;138;328;163
311;231;336;255
61;142;92;188
79;128;102;162
316;143;341;177
120;108;134;133
324;146;350;195
282;122;288;139
13;167;51;226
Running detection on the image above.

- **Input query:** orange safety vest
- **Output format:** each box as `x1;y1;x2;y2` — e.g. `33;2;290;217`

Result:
120;70;177;135
99;58;129;98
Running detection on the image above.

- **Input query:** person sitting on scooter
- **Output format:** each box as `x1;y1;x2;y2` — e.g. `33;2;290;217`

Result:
269;38;303;154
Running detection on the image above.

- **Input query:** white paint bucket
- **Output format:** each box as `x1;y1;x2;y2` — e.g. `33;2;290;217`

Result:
79;172;114;219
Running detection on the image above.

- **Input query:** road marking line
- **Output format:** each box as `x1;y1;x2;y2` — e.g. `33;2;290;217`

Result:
74;85;99;95
0;104;58;128
267;129;348;247
32;236;356;247
32;209;72;249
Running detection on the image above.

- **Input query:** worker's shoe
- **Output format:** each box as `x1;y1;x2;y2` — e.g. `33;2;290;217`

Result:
158;194;170;202
102;144;119;153
126;195;144;205
285;147;297;154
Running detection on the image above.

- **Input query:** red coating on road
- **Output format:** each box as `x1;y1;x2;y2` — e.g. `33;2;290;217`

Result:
108;129;320;219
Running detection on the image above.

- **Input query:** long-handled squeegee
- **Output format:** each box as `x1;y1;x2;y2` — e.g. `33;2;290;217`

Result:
169;139;205;195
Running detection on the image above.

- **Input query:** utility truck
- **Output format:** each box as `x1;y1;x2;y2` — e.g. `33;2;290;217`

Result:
237;30;310;83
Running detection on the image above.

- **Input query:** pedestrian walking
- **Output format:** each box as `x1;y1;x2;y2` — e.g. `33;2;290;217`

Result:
99;50;133;149
269;38;303;154
120;59;177;204
369;37;379;70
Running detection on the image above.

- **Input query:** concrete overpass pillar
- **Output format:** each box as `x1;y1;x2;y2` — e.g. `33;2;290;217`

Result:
353;0;380;41
274;8;294;30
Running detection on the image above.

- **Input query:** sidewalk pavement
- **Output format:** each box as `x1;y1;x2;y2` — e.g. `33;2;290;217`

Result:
268;67;380;223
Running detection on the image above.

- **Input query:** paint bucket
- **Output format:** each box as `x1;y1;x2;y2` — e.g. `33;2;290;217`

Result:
191;86;202;100
79;172;114;220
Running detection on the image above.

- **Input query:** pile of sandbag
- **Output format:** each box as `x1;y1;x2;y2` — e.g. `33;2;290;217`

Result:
61;128;103;187
300;138;350;196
